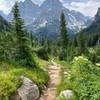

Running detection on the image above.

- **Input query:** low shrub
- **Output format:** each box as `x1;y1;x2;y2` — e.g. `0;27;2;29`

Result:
57;56;100;100
0;62;49;100
35;47;49;60
69;56;100;100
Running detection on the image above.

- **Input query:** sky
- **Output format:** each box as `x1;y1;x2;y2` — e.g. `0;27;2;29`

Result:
0;0;100;17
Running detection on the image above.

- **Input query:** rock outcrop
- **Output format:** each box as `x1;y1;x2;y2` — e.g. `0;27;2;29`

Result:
11;76;39;100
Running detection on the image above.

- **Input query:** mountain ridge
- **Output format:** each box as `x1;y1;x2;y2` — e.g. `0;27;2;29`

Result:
7;0;39;25
6;0;92;37
83;7;100;34
27;0;92;38
0;11;7;19
0;15;9;32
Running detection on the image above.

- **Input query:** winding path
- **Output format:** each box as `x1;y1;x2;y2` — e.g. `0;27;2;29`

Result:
39;61;61;100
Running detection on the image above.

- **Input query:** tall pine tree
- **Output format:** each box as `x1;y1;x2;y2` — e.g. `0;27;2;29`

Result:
76;33;88;55
59;11;69;60
13;2;36;67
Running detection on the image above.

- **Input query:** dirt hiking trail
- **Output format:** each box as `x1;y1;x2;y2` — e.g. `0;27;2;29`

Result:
39;60;61;100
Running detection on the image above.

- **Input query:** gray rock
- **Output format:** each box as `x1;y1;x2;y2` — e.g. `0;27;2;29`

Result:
11;76;39;100
59;90;74;99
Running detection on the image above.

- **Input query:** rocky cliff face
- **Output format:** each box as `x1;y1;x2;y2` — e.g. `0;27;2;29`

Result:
7;0;39;25
83;7;100;34
27;0;91;38
94;8;100;24
7;0;92;37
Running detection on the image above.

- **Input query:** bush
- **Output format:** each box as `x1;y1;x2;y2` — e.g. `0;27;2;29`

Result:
0;68;22;100
36;47;49;60
0;62;49;100
68;56;100;100
88;46;100;63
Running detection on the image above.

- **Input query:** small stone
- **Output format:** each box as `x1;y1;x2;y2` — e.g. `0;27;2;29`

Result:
59;90;74;99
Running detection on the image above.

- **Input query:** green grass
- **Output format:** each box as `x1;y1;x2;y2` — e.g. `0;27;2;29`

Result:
58;96;67;100
0;58;49;100
58;96;76;100
55;58;71;68
57;56;100;100
34;55;49;68
55;60;71;95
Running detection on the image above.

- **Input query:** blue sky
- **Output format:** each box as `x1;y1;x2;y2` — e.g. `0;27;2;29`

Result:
0;0;100;17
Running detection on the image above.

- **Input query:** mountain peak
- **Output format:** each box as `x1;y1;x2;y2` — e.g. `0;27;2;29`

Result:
21;0;38;7
46;0;60;2
96;7;100;15
95;7;100;22
24;0;33;4
43;0;62;5
83;7;100;34
40;0;63;11
7;0;39;25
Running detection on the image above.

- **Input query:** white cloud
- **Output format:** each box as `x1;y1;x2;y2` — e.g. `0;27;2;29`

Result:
64;0;100;17
0;0;62;14
0;0;12;14
0;0;45;14
0;0;25;14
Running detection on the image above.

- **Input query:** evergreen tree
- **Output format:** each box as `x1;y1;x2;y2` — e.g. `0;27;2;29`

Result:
30;32;34;47
44;38;51;53
13;2;36;67
76;33;88;55
59;11;69;60
36;37;50;60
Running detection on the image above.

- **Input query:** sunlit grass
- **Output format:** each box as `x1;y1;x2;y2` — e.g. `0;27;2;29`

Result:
34;54;49;68
0;57;49;100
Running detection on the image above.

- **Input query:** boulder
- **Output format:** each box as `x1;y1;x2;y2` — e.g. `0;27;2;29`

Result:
11;76;39;100
59;90;74;99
